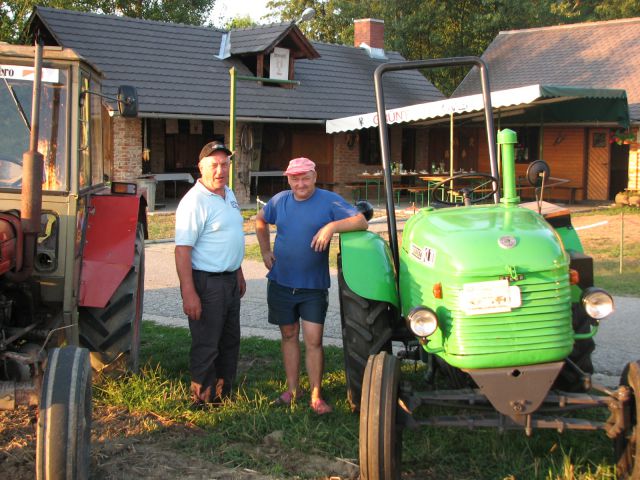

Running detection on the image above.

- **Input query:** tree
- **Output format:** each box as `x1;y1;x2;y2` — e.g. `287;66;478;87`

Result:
263;0;640;95
0;0;216;44
226;15;257;30
90;0;216;25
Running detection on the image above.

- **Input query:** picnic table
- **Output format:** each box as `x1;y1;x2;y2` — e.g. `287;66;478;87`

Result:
356;172;419;205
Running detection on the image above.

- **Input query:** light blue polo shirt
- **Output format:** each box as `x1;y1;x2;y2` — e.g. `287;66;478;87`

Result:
175;181;244;272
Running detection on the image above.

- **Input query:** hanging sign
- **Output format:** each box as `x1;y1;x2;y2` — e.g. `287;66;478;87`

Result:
0;64;60;83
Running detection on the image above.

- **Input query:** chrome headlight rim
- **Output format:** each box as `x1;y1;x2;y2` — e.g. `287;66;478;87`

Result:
581;287;614;320
406;306;439;338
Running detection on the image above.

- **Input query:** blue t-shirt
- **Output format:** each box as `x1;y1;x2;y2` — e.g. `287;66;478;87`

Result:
175;182;244;272
262;188;358;289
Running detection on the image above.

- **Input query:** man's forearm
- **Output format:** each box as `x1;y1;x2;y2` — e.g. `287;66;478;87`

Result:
330;213;368;234
255;217;272;253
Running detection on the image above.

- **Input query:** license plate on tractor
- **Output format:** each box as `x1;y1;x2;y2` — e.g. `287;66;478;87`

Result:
460;279;521;315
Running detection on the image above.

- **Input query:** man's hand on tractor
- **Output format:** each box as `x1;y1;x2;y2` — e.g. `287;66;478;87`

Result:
311;223;335;252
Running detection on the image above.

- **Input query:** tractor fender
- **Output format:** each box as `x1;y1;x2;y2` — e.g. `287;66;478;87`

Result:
339;231;399;307
79;194;146;308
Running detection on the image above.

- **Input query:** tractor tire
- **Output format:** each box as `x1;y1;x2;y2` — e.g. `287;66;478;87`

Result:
79;222;144;373
614;361;639;479
553;309;595;392
338;259;393;411
359;352;402;480
36;346;92;480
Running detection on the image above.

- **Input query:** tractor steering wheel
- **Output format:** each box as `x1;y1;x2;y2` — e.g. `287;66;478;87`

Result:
430;172;498;206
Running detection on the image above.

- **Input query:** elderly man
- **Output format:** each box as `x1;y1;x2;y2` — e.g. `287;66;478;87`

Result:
255;157;368;414
175;141;246;407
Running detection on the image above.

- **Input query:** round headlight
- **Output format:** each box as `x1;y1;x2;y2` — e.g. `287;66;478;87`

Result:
406;307;438;338
581;288;614;320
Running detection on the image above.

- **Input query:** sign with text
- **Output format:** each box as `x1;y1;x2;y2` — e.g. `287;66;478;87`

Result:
269;47;290;81
0;64;60;83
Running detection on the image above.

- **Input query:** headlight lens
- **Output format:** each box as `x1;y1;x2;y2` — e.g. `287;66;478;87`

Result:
581;288;614;319
406;307;438;337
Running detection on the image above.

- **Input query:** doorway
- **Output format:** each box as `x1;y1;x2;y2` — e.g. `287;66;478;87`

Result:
610;143;630;199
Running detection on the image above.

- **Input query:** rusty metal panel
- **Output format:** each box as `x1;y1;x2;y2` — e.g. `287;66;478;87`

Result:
465;362;564;423
78;195;139;308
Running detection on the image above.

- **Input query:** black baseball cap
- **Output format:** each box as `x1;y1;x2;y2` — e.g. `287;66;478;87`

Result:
198;141;233;161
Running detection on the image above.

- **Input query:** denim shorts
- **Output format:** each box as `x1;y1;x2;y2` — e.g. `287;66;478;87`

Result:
267;280;329;325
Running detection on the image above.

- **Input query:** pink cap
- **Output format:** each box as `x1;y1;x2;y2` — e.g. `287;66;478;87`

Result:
284;157;316;176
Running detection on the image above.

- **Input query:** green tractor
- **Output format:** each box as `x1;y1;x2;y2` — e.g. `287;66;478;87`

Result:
337;58;638;479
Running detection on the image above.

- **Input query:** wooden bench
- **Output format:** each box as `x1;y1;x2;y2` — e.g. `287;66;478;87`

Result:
406;186;432;207
548;185;583;204
392;185;411;205
343;182;364;202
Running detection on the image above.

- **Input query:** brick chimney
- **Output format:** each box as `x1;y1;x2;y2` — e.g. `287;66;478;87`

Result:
354;18;384;49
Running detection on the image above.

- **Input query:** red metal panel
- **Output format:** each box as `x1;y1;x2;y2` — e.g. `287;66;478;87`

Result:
79;195;140;308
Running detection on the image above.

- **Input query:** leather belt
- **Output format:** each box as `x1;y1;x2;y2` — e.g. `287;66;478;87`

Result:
194;269;237;277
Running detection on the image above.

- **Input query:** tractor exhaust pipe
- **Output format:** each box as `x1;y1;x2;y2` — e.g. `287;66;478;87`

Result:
6;39;44;283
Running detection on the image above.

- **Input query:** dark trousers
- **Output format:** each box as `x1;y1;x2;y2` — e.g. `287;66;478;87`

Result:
188;270;241;399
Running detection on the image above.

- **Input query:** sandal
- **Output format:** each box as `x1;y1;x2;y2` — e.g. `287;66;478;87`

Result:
274;388;305;406
310;398;333;415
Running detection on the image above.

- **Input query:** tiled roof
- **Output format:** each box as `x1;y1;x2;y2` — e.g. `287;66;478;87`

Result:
453;17;640;122
30;7;443;121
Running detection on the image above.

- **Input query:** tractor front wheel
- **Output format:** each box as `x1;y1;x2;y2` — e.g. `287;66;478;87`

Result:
338;258;393;411
79;222;145;372
36;346;92;480
359;352;402;480
614;360;639;479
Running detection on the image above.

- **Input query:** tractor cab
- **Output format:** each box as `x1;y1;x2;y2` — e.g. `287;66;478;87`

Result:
1;43;145;479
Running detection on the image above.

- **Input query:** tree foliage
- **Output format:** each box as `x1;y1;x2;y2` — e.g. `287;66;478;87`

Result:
0;0;216;44
264;0;640;95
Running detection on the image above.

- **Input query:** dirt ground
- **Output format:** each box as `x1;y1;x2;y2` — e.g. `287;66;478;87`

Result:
570;210;640;252
0;404;358;479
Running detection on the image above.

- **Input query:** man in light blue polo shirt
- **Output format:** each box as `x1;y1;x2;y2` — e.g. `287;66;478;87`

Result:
175;141;246;407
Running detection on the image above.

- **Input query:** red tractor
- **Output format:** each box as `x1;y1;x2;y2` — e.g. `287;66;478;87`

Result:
1;41;147;478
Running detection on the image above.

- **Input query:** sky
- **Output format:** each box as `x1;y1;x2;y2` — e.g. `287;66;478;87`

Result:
210;0;273;25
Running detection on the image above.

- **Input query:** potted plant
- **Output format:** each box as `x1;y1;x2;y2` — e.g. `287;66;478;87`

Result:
610;129;637;146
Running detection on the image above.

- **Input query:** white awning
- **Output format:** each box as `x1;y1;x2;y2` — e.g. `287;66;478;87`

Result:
325;84;629;133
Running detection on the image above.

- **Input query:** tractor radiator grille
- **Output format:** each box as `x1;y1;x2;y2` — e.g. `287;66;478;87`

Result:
440;271;573;357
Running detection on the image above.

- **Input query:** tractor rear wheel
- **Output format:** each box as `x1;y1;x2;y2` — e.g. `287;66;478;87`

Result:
338;258;393;411
79;222;145;372
359;352;402;480
614;360;639;479
36;346;92;480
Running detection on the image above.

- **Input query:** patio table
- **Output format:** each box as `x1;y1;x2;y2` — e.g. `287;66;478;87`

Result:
358;172;418;205
153;172;195;198
418;173;490;204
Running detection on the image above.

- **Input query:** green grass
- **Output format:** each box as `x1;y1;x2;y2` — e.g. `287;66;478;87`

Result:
94;322;620;479
576;207;640;297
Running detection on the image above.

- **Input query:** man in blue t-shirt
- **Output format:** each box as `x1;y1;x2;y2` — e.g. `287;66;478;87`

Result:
255;157;368;414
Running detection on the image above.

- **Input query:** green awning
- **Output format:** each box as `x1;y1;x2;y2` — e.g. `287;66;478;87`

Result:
326;84;630;133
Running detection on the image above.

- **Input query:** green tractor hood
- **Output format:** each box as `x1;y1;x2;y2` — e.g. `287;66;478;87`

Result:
400;203;574;369
402;204;568;278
